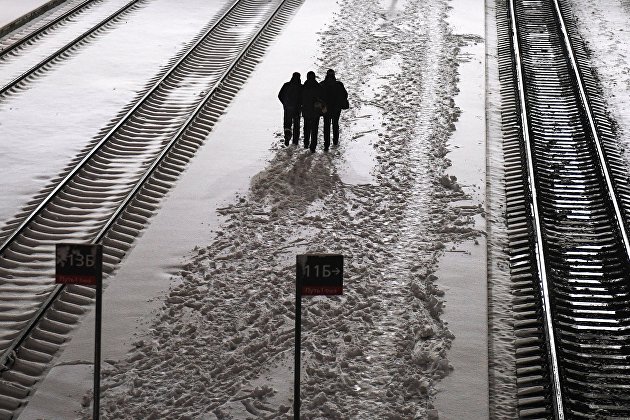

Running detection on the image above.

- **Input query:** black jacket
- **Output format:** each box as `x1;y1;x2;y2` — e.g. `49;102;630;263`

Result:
278;76;302;110
301;78;324;118
320;76;348;112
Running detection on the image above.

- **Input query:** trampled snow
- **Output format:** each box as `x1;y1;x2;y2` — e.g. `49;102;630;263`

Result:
2;0;489;418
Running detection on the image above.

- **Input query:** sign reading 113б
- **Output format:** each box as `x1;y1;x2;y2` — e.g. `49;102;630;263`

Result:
296;254;343;296
55;243;103;285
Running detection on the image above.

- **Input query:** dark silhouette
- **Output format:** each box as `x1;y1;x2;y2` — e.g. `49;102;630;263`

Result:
278;72;302;146
301;71;325;152
320;69;349;151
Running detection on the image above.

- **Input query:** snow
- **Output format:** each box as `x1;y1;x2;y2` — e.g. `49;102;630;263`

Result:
3;0;489;418
0;0;53;30
569;0;630;162
433;0;487;418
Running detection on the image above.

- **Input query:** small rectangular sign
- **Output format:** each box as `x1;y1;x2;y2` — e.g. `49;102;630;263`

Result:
55;243;103;285
296;254;343;296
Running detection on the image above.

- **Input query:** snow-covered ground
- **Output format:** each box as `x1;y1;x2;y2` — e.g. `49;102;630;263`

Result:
570;0;630;162
0;0;52;30
3;0;489;418
433;0;487;418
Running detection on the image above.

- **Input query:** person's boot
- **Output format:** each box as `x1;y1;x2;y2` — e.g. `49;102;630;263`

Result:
284;129;292;146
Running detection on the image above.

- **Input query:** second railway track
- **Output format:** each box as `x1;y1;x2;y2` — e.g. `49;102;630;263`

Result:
0;0;304;417
500;0;630;417
0;0;94;50
0;0;145;99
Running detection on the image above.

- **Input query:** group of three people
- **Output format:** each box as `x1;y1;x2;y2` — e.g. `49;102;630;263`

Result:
278;69;349;153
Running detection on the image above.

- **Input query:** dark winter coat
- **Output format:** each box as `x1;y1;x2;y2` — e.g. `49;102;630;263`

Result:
320;75;348;112
301;78;325;119
278;75;302;111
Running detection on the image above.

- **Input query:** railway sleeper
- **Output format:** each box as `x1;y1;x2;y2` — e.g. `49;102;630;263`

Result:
515;344;545;357
30;327;65;346
10;356;45;378
51;299;86;316
0;369;37;388
518;406;549;418
515;327;542;338
15;347;52;365
516;394;547;409
510;272;536;283
45;308;79;326
517;384;546;397
0;393;22;411
20;337;59;358
512;297;537;309
515;337;544;348
515;355;544;367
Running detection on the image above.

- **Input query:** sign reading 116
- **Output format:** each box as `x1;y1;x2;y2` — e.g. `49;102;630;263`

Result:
296;254;343;296
302;263;340;278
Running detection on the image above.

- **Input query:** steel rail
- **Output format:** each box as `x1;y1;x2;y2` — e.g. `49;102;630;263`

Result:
0;0;291;374
0;0;94;58
552;0;630;259
0;0;141;97
0;0;242;258
507;0;565;418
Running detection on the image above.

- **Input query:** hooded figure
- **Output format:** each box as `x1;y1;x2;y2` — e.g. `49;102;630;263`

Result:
278;72;302;145
301;71;325;152
320;69;349;150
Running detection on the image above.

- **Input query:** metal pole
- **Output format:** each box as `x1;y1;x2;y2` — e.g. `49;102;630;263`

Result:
93;276;102;420
294;268;301;420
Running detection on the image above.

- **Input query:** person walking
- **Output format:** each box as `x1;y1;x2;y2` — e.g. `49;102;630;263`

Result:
301;71;325;152
320;69;349;151
278;72;302;146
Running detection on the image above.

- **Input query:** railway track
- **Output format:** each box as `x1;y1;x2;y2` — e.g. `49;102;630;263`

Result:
0;0;94;57
500;0;630;417
0;0;145;98
0;0;303;416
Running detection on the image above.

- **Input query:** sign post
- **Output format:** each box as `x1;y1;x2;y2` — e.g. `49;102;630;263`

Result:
294;254;343;419
55;243;103;420
294;269;302;420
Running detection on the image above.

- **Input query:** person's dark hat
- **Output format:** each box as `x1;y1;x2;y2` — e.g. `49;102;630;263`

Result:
307;71;316;80
292;72;301;79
